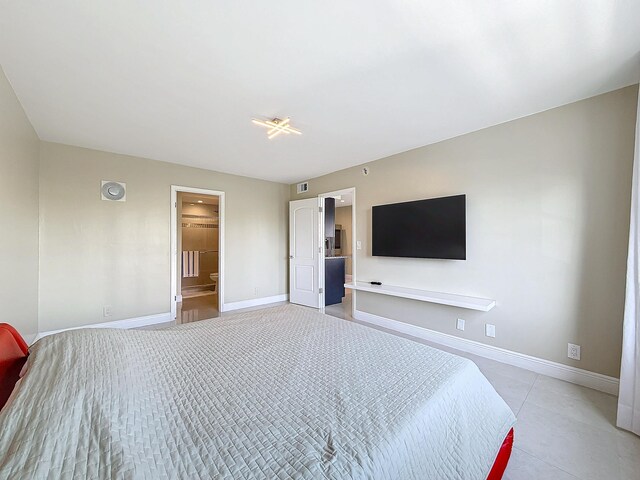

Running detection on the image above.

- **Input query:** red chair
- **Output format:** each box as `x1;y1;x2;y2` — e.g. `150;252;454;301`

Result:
0;323;29;410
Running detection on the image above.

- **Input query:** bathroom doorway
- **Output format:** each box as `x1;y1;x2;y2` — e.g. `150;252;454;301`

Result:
170;186;225;324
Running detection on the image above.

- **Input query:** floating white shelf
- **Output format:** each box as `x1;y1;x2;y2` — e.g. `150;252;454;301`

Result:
344;281;496;312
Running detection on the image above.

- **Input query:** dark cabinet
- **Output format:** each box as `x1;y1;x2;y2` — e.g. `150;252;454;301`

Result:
324;197;335;237
325;258;345;306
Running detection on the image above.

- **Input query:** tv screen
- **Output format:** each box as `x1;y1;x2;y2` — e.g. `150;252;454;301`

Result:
372;194;466;260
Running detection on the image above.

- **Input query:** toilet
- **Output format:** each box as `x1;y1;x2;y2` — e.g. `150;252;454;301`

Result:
209;273;218;294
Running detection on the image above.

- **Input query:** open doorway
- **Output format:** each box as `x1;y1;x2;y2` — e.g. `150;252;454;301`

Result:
287;187;356;318
319;188;356;320
171;186;225;323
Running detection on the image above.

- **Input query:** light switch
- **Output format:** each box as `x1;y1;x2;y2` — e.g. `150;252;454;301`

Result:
356;241;362;250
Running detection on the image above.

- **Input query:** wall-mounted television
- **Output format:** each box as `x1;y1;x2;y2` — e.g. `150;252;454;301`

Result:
372;194;466;260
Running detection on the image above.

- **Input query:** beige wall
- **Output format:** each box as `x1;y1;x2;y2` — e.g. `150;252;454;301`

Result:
292;85;638;378
335;206;352;274
39;142;289;331
0;66;40;339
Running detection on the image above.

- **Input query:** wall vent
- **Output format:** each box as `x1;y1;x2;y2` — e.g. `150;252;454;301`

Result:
296;182;309;194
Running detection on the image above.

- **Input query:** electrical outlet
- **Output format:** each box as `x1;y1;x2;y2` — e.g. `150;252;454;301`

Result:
568;343;581;360
103;305;113;317
456;318;465;331
356;241;362;250
254;287;259;297
485;323;496;338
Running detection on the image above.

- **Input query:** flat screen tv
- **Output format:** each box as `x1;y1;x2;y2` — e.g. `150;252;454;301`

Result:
372;194;466;260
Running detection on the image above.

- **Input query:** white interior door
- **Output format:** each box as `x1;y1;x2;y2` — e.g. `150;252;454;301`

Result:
289;198;320;307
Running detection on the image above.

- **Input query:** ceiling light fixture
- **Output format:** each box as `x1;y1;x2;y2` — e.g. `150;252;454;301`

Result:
197;200;203;203
252;117;302;139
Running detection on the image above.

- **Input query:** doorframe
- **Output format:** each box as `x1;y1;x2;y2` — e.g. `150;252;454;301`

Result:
318;187;356;317
170;185;225;319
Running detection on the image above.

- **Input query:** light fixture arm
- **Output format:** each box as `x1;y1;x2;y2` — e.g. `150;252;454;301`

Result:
252;117;302;139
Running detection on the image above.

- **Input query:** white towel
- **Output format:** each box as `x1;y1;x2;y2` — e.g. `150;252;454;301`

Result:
182;251;200;278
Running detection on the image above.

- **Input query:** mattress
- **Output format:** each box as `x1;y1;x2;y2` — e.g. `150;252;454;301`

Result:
0;304;515;479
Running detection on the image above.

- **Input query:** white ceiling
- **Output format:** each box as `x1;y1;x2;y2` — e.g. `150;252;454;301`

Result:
1;1;639;184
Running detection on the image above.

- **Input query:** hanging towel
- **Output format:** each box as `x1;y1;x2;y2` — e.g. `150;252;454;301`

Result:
182;251;200;278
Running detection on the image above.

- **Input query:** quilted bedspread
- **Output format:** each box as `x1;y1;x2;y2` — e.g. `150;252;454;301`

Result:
0;304;515;479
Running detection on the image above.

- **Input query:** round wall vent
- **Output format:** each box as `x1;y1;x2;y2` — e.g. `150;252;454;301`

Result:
101;181;126;201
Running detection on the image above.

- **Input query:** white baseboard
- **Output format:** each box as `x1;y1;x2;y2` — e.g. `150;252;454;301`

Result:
353;309;620;396
222;294;289;312
35;312;174;342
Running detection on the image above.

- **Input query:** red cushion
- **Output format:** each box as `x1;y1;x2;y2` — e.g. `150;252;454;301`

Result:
0;324;29;410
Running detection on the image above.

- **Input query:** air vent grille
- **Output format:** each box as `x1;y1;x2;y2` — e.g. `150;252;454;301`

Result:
297;182;309;194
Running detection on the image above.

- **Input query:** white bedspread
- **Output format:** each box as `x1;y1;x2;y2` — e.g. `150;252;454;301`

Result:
0;304;515;479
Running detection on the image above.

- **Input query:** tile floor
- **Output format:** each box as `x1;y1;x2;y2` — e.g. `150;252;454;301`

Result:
323;296;640;480
145;296;289;330
177;294;219;324
324;290;353;320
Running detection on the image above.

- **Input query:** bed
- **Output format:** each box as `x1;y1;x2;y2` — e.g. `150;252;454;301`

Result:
0;304;515;479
